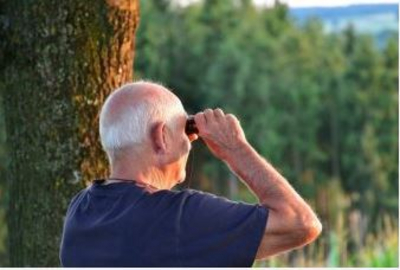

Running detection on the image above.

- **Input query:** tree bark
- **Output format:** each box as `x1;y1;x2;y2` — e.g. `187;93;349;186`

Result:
1;0;139;266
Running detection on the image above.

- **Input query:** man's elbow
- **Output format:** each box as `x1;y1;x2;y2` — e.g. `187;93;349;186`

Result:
293;217;322;247
254;209;322;260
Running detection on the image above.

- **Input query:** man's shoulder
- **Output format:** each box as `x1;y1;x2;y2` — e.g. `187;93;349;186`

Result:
69;186;89;205
177;188;247;203
63;187;90;218
169;188;220;200
170;188;248;210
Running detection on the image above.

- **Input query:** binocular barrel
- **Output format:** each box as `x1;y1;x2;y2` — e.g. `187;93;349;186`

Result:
185;116;198;135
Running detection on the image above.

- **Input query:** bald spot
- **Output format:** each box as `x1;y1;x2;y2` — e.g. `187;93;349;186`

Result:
102;82;183;126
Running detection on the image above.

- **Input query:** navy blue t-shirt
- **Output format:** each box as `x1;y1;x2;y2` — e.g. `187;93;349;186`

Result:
60;180;269;267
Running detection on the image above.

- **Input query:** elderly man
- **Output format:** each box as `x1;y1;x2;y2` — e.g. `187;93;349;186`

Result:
60;81;321;267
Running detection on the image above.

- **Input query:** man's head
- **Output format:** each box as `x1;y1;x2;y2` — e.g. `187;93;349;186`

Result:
99;81;194;189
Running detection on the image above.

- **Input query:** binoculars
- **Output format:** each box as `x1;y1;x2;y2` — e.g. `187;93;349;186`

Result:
185;115;198;135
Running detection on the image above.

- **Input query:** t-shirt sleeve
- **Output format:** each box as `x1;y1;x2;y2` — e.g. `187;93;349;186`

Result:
177;190;269;267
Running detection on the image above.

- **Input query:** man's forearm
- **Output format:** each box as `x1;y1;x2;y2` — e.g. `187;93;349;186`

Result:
225;141;313;214
193;109;321;255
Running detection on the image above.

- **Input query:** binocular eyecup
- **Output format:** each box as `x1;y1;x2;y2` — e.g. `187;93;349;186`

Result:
185;115;198;135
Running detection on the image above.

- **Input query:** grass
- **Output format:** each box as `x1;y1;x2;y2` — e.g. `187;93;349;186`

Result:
253;213;398;267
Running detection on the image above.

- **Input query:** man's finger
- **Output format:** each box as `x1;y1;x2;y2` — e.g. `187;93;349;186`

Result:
194;112;207;134
188;133;198;142
226;114;239;124
204;108;214;124
214;108;224;120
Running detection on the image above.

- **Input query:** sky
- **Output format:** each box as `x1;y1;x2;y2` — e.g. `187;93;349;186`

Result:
253;0;399;8
179;0;399;8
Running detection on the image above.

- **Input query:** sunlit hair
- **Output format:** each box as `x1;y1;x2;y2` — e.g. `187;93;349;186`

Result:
99;80;185;162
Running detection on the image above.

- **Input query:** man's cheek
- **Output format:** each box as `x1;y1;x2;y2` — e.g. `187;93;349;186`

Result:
181;137;191;155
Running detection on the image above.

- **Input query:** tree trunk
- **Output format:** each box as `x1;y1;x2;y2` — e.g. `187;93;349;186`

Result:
1;0;139;266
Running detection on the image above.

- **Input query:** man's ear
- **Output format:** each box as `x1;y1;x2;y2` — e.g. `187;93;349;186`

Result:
150;121;168;154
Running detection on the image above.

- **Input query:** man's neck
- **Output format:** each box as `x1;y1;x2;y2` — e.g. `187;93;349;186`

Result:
110;163;172;190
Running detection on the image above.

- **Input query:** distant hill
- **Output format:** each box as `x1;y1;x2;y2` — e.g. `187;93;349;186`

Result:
289;4;398;47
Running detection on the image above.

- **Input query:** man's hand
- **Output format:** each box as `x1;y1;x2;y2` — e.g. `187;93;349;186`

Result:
194;109;247;161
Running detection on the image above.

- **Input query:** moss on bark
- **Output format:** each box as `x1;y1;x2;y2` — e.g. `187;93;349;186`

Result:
1;0;139;266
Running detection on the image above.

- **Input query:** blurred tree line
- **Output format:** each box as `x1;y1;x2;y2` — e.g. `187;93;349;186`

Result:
134;0;398;266
135;0;398;221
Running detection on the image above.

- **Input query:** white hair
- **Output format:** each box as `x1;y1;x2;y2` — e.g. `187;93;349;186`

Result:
99;81;185;161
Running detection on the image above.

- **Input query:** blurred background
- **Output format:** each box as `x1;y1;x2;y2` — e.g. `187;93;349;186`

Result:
0;0;398;267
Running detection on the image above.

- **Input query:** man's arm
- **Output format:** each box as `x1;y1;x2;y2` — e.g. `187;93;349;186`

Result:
194;109;322;259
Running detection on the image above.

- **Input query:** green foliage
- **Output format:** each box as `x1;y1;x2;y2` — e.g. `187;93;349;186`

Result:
135;0;398;267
